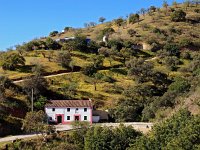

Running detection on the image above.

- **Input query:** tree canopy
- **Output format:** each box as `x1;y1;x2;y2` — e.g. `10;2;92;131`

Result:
99;17;106;23
130;109;200;150
2;53;25;70
171;9;186;22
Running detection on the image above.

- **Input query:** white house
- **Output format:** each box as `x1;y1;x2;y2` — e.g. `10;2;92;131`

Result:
103;35;109;43
45;100;93;124
64;37;75;41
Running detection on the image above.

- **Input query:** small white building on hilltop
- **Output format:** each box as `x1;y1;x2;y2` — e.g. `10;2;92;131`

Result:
45;100;93;124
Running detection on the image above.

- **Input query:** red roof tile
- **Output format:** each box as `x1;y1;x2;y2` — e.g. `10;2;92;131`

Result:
45;100;93;108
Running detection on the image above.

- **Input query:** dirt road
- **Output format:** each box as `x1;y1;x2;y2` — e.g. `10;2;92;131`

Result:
0;122;153;143
13;72;79;84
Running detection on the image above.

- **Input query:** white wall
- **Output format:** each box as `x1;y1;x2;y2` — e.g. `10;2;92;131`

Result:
45;107;92;123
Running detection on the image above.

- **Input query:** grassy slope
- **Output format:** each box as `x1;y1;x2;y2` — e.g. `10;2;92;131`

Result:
0;4;199;118
55;5;200;44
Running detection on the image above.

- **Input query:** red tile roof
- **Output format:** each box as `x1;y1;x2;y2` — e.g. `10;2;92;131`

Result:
45;100;93;108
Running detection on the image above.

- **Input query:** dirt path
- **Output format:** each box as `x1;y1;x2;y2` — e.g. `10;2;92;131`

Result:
0;134;41;143
0;122;153;143
13;72;79;84
12;64;123;84
0;125;73;143
145;56;158;62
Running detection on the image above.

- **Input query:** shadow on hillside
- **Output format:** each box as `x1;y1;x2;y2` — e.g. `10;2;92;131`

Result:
93;94;107;108
138;19;144;23
72;53;88;59
134;49;152;58
43;89;67;100
16;65;34;73
0;118;22;137
6;97;28;118
78;91;94;99
110;68;127;75
102;64;124;70
11;81;24;93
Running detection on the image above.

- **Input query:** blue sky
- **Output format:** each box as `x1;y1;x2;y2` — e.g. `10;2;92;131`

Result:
0;0;183;50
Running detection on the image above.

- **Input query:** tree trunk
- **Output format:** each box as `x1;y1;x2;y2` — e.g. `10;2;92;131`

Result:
109;59;112;66
94;83;97;91
123;58;126;66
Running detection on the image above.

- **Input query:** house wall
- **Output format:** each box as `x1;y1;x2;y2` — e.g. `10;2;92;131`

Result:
45;107;92;124
142;42;152;50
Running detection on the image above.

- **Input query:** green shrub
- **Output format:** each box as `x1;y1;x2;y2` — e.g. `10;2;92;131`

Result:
194;9;200;13
129;13;140;24
142;104;156;121
179;38;192;48
64;27;72;31
74;35;88;52
85;125;141;150
87;40;100;53
158;91;177;107
127;29;137;37
46;38;61;50
57;51;72;68
149;6;157;12
168;26;182;34
104;84;124;94
181;51;191;59
171;9;186;22
98;47;109;57
114;18;124;27
163;56;180;71
123;40;133;48
109;98;143;122
49;31;59;37
82;64;97;76
107;39;123;51
102;27;115;34
98;41;106;47
98;27;115;39
101;75;116;83
188;54;200;73
168;77;190;93
110;68;127;75
2;53;25;70
151;42;162;52
152;27;162;34
164;43;180;57
131;109;200;150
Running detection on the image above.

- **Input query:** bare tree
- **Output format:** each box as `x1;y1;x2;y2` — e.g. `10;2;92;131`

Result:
172;0;178;8
140;8;146;17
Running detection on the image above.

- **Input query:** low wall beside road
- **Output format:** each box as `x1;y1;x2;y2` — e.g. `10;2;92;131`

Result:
97;122;154;133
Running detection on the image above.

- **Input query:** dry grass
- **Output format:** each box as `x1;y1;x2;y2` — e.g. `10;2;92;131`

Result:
48;70;134;109
0;3;199;115
50;4;200;49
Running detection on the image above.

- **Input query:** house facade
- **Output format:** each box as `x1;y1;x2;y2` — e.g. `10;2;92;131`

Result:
45;100;93;124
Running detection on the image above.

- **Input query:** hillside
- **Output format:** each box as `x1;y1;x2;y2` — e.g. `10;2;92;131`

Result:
0;2;200;137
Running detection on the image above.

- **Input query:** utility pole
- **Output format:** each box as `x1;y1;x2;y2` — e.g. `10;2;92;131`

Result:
31;88;34;112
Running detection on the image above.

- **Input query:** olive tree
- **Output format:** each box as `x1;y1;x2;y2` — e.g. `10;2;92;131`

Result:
114;18;124;28
2;53;25;70
22;111;55;140
129;14;140;24
99;17;106;24
57;51;72;68
171;10;186;22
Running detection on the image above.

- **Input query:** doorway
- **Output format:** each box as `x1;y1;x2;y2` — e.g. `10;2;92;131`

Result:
75;116;80;121
57;116;62;124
